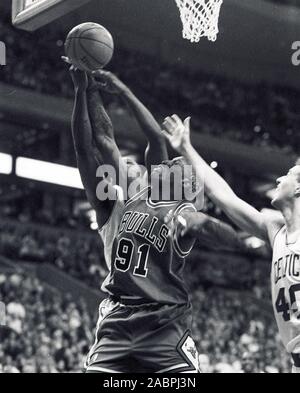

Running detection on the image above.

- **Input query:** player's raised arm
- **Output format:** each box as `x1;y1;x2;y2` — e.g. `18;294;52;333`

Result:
68;64;115;228
92;70;168;171
85;75;131;192
162;115;271;243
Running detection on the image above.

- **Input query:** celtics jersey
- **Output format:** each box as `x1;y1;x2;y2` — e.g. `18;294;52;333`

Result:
272;226;300;353
103;187;196;305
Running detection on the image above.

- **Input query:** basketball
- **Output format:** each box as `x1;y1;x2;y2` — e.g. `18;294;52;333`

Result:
65;22;114;72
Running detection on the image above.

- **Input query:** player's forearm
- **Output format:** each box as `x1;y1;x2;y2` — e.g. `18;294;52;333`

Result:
86;87;121;164
72;88;93;157
72;88;103;211
185;213;245;251
181;143;236;208
121;88;166;144
86;87;129;187
86;87;115;144
201;217;246;252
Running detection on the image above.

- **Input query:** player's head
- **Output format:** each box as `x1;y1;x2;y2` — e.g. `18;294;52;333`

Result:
272;165;300;210
150;156;199;201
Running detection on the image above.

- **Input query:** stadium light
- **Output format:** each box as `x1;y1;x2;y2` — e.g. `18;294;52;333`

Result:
16;157;84;189
0;153;13;175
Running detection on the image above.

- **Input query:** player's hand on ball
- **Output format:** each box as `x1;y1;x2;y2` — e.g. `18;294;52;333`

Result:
62;57;88;91
70;66;88;91
92;70;127;95
162;115;192;152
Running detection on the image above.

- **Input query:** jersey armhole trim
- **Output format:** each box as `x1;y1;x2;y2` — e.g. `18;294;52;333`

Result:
98;187;120;234
173;203;197;258
271;225;285;249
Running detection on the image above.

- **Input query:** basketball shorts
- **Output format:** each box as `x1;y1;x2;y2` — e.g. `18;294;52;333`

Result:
85;298;199;373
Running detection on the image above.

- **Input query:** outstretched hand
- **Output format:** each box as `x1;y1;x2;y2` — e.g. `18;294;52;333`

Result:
92;70;128;95
162;115;192;152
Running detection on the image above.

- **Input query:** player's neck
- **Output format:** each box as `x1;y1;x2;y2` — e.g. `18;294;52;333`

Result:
282;202;300;234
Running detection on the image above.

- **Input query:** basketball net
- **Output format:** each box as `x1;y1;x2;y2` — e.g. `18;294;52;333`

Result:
175;0;223;43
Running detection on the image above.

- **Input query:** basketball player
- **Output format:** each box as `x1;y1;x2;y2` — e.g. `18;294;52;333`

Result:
67;64;246;373
67;59;173;274
162;114;300;373
85;156;249;373
83;81;247;373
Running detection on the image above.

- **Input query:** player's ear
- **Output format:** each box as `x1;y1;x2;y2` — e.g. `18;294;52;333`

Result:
295;186;300;198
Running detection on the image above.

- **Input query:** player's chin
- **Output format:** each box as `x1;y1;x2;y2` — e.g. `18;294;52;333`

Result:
271;195;281;209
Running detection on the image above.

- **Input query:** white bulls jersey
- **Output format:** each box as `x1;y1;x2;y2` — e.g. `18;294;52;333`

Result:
272;226;300;353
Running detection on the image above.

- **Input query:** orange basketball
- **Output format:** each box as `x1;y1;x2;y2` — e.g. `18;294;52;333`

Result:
65;22;114;72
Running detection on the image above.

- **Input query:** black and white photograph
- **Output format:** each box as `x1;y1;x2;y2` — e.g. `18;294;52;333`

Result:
0;0;300;376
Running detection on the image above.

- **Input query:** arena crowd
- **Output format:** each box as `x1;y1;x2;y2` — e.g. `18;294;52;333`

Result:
0;270;291;373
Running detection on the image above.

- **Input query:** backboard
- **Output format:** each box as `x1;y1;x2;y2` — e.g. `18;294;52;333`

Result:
12;0;93;31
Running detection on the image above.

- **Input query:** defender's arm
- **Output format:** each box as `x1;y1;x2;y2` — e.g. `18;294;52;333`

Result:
162;115;271;243
176;211;247;252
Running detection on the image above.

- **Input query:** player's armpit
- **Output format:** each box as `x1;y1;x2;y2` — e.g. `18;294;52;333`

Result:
95;182;119;230
261;208;285;248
